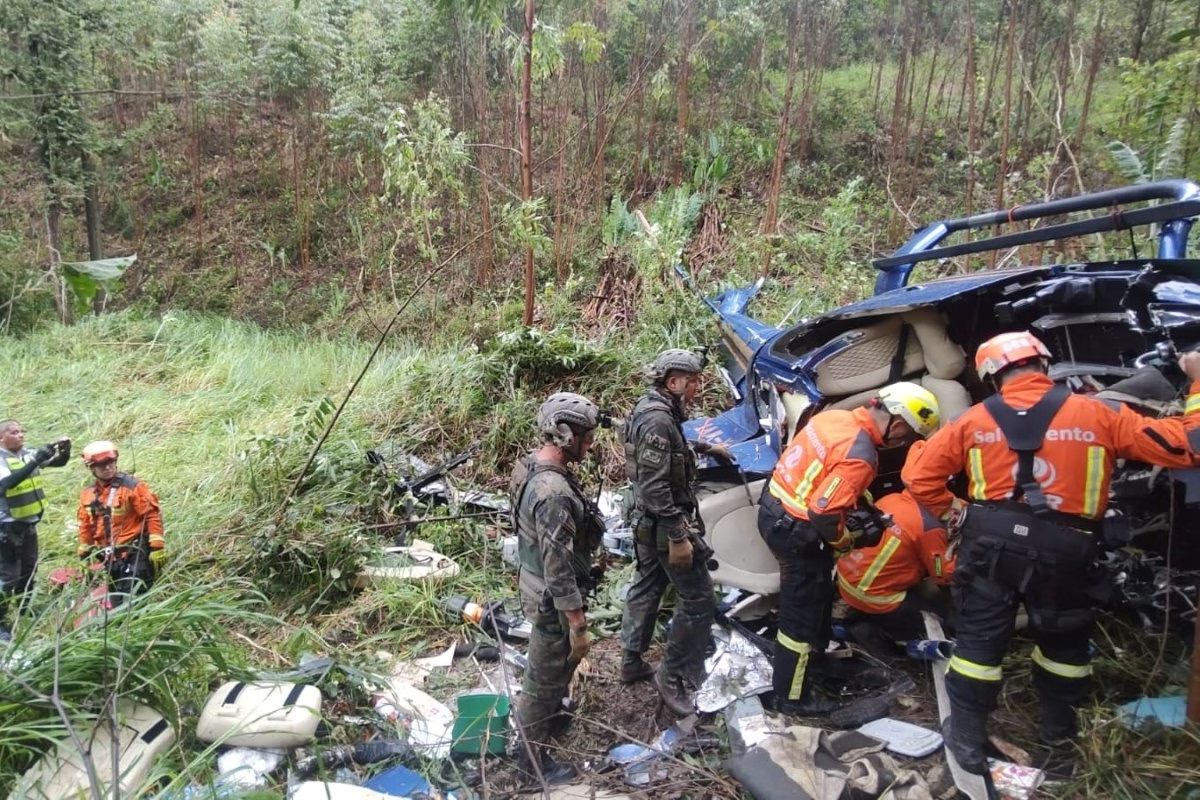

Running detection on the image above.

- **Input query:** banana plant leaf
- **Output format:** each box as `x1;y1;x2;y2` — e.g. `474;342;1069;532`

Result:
60;254;136;316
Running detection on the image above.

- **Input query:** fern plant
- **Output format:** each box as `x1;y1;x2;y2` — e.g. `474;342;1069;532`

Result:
1106;117;1188;184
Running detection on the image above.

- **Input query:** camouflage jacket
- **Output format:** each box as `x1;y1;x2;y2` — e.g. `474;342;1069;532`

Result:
625;389;698;541
509;455;604;617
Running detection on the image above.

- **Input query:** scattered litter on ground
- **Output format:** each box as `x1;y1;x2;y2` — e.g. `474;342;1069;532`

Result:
989;760;1045;800
215;746;286;786
696;624;773;713
1118;694;1188;729
196;682;322;748
607;713;698;786
857;717;943;758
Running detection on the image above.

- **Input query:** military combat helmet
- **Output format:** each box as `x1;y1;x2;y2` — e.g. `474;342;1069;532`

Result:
646;348;703;383
538;392;600;447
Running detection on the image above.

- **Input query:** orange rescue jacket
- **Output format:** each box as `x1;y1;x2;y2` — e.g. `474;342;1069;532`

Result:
768;407;883;546
904;372;1200;519
77;473;165;556
836;490;954;614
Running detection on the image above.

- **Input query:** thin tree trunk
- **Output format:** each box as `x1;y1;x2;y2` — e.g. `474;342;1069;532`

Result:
1073;6;1105;152
760;2;801;277
474;33;495;286
593;0;608;216
993;0;1019;264
966;2;978;222
521;0;536;326
82;150;106;314
673;0;695;186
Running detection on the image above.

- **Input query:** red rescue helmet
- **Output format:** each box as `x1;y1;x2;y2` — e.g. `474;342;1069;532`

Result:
81;440;119;466
975;331;1052;380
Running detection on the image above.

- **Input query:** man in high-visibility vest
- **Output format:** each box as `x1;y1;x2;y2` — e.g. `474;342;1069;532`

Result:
904;331;1200;773
758;382;940;715
0;420;71;642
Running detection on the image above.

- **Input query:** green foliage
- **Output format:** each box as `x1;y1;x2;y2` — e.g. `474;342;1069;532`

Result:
60;255;136;317
381;95;469;272
482;326;622;392
1107;49;1200;180
1107;117;1189;183
780;178;875;310
0;577;273;788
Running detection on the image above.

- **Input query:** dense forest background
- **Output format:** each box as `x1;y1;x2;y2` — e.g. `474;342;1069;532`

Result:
2;0;1199;336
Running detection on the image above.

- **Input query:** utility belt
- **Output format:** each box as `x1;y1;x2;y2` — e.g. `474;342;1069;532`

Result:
962;501;1097;560
759;491;820;547
629;502;698;548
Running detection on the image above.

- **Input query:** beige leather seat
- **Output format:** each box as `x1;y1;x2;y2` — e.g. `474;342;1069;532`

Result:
783;308;969;440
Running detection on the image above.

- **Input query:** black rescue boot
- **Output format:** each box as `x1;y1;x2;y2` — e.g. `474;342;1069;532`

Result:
620;650;655;685
1039;700;1078;747
943;709;990;775
771;686;842;718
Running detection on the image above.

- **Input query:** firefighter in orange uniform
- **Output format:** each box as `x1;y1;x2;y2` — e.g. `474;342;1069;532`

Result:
758;382;940;715
77;441;166;604
904;331;1200;773
835;485;955;650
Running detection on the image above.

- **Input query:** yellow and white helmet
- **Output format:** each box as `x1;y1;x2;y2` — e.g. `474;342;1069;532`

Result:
876;382;941;438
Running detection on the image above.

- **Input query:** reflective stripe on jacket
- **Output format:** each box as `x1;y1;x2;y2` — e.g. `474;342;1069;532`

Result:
905;372;1200;519
77;473;164;555
836;490;953;614
768;406;882;524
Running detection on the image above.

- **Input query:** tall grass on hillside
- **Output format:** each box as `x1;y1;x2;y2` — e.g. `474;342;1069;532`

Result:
0;576;274;793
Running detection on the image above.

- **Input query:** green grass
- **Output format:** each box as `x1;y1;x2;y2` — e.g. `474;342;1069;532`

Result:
0;303;666;792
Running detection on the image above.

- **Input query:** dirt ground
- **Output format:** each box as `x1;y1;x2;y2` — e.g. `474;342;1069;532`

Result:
465;633;968;800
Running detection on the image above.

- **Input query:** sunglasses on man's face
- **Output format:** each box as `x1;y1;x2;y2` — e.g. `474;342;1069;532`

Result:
91;459;117;468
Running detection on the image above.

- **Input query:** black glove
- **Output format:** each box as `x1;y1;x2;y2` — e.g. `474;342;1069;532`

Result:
33;444;58;465
845;509;892;550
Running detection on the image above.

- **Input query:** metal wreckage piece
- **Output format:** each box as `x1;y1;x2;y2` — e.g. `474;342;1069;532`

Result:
1104;548;1200;636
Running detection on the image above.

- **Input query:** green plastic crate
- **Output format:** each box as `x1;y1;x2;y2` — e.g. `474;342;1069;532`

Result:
451;693;510;755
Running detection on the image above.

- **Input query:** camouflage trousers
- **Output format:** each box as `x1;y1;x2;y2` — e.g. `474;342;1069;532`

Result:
516;608;578;749
619;540;715;686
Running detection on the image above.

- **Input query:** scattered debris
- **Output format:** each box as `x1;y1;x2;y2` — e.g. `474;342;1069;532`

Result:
857;717;943;758
696;624;773;713
11;700;175;797
1118;694;1188;729
608;713;699;786
196;682;323;748
353;538;461;589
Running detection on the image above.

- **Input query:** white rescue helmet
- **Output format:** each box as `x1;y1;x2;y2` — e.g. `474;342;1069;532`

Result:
81;440;119;466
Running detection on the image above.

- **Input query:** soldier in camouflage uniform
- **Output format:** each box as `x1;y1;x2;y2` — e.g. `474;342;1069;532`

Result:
510;392;606;784
619;349;728;716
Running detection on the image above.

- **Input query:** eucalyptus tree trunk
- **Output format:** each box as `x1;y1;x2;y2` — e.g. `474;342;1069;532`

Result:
521;0;536;326
1073;7;1105;153
673;0;695;186
965;2;979;221
995;0;1018;213
593;0;608;215
82;151;106;315
474;32;495;286
761;2;801;277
